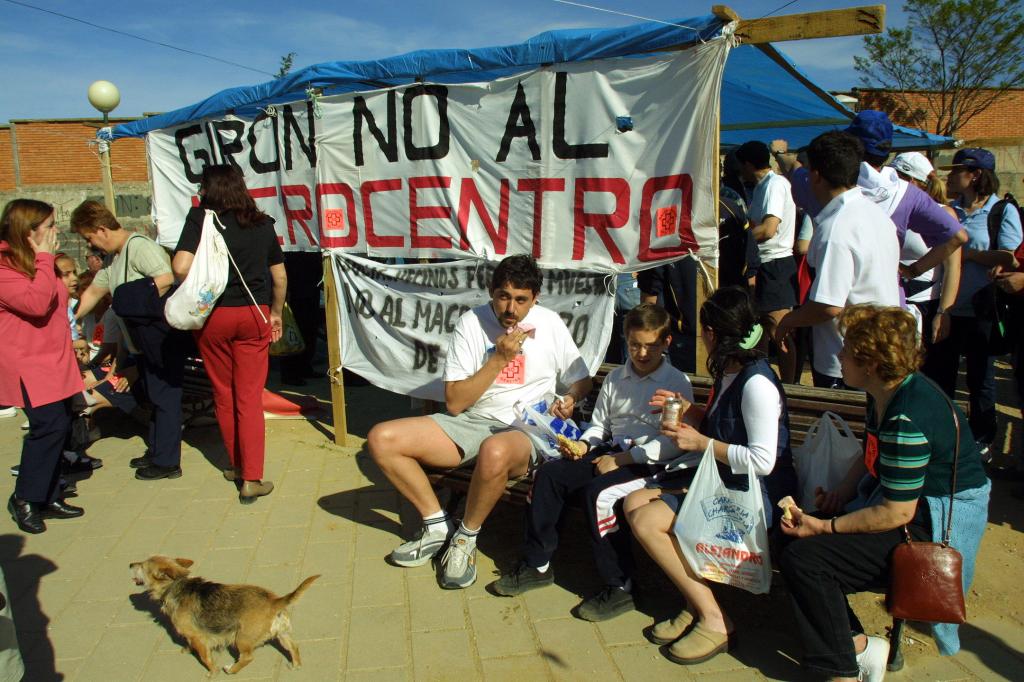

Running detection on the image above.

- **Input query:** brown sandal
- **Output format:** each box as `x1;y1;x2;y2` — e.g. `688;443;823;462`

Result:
665;624;732;665
650;610;696;644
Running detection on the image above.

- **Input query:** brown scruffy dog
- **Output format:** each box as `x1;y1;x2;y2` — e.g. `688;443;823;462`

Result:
130;555;320;674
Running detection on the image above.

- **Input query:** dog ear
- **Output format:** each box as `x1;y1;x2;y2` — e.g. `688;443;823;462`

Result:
174;558;195;569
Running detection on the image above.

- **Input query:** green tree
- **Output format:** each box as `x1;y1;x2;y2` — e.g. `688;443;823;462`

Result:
275;52;297;80
854;0;1024;137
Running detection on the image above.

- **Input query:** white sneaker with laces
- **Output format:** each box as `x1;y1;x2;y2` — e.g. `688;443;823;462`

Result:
440;533;477;589
389;524;450;567
856;635;889;682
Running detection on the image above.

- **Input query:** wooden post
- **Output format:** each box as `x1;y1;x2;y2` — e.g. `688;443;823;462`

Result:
323;254;347;446
712;5;885;43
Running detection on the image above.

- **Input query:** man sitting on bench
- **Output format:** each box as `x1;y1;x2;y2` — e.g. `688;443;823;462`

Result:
491;303;694;620
368;254;592;589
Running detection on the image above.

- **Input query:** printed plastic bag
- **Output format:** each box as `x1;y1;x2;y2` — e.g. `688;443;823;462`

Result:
269;303;306;357
164;210;229;330
793;411;862;512
512;399;582;461
672;440;772;595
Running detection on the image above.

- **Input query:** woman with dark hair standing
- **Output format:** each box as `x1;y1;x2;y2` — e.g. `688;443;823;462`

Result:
622;286;792;665
172;165;287;503
0;199;85;532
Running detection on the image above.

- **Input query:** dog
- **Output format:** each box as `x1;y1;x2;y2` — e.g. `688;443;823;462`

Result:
130;555;320;674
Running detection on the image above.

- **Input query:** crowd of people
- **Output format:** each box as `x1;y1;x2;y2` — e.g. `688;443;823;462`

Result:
0;110;1019;679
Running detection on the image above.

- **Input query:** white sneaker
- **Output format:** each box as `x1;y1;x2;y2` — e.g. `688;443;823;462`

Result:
856;635;889;682
389;525;450;567
0;407;16;418
440;532;477;589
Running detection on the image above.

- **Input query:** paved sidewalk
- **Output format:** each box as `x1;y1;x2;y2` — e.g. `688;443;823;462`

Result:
0;381;1022;681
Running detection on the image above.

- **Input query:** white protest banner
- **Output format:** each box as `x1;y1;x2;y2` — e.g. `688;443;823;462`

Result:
330;253;614;400
146;39;730;272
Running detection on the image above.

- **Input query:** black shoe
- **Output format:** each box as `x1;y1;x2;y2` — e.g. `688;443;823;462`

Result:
8;495;45;534
135;464;182;480
576;586;635;621
493;562;554;596
60;478;77;495
63;454;103;474
129;455;152;469
41;499;85;519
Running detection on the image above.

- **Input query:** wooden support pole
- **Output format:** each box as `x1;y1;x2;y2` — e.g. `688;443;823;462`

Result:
323;254;347;446
712;4;885;43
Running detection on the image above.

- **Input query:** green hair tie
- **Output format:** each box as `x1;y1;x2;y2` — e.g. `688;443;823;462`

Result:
738;323;763;350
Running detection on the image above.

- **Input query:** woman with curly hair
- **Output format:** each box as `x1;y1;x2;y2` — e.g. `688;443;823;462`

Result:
780;304;990;681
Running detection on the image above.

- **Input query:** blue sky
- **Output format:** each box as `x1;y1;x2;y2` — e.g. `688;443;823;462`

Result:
0;0;903;122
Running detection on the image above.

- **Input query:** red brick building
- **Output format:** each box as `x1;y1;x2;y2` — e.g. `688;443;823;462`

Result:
854;88;1024;143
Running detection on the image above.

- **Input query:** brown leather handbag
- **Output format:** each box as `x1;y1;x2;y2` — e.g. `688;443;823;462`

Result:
887;384;966;624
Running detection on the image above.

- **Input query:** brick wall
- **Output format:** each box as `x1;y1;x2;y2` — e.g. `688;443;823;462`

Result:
6;119;149;186
855;89;1024;142
0;127;14;191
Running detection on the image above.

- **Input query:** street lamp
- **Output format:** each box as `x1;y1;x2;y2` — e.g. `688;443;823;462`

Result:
87;80;120;215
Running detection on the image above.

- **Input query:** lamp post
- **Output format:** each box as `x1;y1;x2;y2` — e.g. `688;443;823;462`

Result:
87;80;120;216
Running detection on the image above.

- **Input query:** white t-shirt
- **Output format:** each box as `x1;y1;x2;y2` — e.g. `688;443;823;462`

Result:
749;171;796;262
708;371;781;476
900;229;941;303
443;302;590;425
807;188;900;378
579;359;694;464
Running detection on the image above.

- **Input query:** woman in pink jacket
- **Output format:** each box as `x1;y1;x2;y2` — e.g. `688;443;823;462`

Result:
0;199;85;533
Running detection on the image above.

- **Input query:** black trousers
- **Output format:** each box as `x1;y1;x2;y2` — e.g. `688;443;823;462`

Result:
779;517;929;678
16;384;71;505
926;314;998;444
524;450;653;588
139;356;182;467
281;252;324;378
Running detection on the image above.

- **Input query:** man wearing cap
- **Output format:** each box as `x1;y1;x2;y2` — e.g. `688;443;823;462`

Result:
772;111;966;300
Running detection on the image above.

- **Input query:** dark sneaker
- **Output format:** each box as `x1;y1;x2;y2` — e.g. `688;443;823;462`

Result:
129;455;152;469
62;454;103;474
576;586;635;621
493;562;554;596
389;525;450;567
135;464;182;480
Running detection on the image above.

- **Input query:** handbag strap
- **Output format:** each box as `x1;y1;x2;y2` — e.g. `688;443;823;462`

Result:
209;211;268;324
904;375;960;546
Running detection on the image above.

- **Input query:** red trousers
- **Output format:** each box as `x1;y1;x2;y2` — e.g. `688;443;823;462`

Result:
195;305;270;481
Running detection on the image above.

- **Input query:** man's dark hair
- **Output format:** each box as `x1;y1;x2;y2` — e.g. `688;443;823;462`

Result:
806;132;863;189
864;151;890;169
623;302;671;341
491;254;543;294
735;140;771;170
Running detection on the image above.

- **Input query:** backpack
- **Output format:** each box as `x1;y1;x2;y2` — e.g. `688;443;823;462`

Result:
988;193;1024;272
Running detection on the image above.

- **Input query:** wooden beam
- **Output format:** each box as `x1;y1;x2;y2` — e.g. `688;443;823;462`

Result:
323;254;348;446
728;5;885;44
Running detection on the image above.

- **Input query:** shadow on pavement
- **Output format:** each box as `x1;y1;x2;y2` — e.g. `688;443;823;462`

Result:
0;534;59;681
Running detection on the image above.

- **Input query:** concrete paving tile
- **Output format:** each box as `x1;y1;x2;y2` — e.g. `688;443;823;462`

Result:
140;487;194;519
480;654;553;681
16;578;82;629
142;650;217;681
171;498;232;533
351;558;406;608
288;578;348;641
245;563;301;593
345;666;412;682
307;508;356;542
468;594;537;659
520;584;584;622
195;547;257;583
275;469;324;497
893;654;975;681
411;629;478;681
265;494;316;528
72;504;139;538
71;621;162;682
963;614;1024;661
253;526;308;567
952;633;1024;681
46;599;121;658
50;657;86;681
592;607;651;646
609;643;695;680
691;670;768;681
285;449;326;473
110;517;173;557
157;530;215;564
408;574;469;632
298;540;351;584
285;637;344;681
192;475;238;501
347;605;409;670
211;510;269;549
532;618;619;680
355;523;406;560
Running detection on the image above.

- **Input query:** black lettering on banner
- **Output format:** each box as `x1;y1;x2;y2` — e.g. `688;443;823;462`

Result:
412;300;433;330
571;314;589;347
553;72;609;160
379;295;407;328
211;120;246;170
283;102;318;170
427;303;444;334
175;125;210;183
353;91;398;166
444;304;469;334
496;83;541;163
342;283;375;318
403;85;450;161
248;112;281;173
413;340;440;373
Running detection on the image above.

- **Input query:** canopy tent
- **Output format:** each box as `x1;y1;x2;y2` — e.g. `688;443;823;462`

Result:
105;13;953;150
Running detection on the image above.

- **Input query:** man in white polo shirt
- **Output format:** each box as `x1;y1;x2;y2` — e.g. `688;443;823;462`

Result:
774;131;900;387
736;140;799;383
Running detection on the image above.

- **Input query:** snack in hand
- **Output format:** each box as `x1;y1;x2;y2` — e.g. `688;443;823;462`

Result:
506;322;536;338
556;434;587;460
777;495;799;521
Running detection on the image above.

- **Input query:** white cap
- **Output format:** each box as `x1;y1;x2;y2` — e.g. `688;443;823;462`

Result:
889;152;934;183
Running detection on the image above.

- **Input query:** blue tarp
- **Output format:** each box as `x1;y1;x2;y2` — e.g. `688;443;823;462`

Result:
107;14;953;150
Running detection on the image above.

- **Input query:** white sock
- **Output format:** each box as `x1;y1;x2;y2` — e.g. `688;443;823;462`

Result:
423;511;451;535
535;562;550;573
457;522;480;544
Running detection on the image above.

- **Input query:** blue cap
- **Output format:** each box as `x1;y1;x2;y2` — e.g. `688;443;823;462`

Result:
844;110;893;157
940;147;996;171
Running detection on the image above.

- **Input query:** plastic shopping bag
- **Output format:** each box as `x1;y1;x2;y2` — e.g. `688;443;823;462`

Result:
793;411;862;512
164;210;229;330
511;399;583;461
269;303;306;357
672;440;772;595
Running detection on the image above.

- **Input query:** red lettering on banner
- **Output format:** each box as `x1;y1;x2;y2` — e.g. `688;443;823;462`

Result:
409;176;453;249
573;177;629;263
316;182;358;248
248;187;281;244
517;178;565;260
457;178;509;254
638;174;695;262
282;184;316;246
361;178;403;248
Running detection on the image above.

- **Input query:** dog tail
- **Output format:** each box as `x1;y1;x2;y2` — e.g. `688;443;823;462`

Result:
279;574;320;607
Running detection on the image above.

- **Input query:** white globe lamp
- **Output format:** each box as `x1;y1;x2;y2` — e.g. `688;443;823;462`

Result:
87;80;120;122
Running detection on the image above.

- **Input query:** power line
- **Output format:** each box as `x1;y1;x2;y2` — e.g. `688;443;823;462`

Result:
760;0;800;19
1;0;276;77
